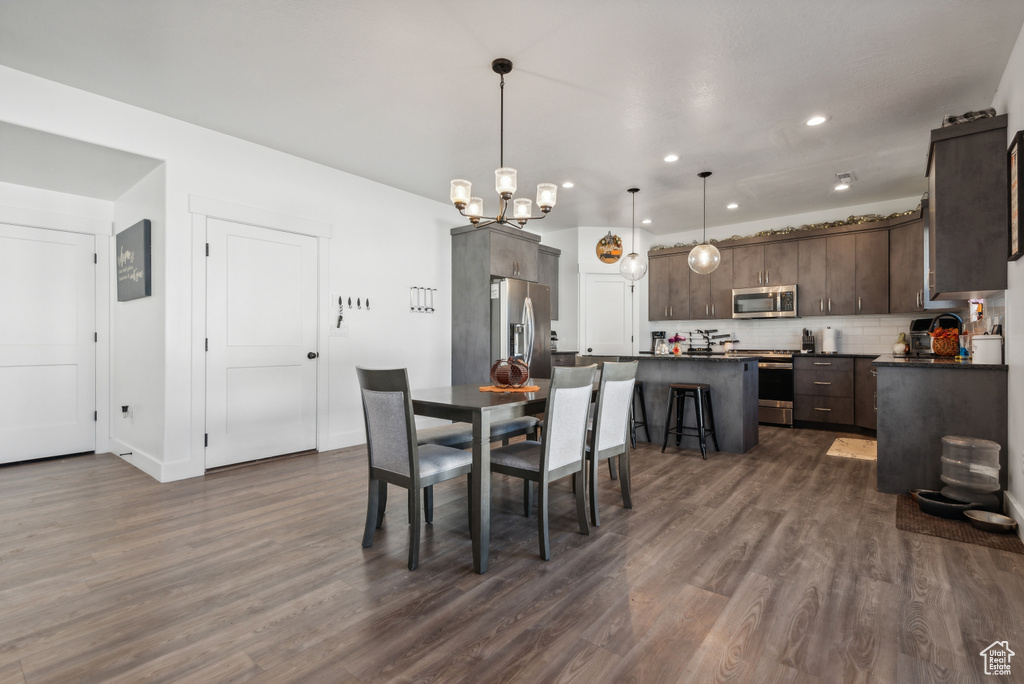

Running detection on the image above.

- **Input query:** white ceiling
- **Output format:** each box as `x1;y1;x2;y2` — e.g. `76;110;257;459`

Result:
1;1;1022;234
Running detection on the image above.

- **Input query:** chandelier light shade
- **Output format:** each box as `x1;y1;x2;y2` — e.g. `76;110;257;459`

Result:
449;58;557;229
619;187;648;281
688;171;721;274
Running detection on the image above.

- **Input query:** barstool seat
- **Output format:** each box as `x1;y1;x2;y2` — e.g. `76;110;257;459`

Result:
662;382;719;459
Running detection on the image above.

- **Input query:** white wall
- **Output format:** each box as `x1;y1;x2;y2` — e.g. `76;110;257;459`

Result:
110;165;166;473
0;65;456;481
992;20;1024;529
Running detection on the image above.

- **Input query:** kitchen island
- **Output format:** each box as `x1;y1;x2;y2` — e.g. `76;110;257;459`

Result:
618;354;760;454
874;354;1008;494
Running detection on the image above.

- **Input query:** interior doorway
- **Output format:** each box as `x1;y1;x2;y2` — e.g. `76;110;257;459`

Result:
0;223;96;464
204;218;319;468
580;272;634;356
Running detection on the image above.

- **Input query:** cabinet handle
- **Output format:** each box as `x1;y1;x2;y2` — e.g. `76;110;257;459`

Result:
819;298;823;313
827;298;832;313
813;381;832;385
857;296;862;312
813;362;832;366
870;369;877;377
711;304;715;316
814;407;832;412
706;304;709;317
873;391;877;412
669;305;673;317
758;271;763;285
766;269;770;285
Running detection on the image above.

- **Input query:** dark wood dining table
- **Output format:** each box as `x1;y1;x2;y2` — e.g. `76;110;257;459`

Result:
411;379;552;574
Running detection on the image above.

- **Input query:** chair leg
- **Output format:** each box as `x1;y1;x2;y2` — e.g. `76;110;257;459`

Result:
424;485;433;524
575;469;590;536
589;457;601;527
677;392;686;448
629;402;636;448
619;450;633;509
695;391;708;460
607;455;617;480
408;487;421;570
537;480;550;561
376;480;387;529
705;392;720;452
638;388;651;443
523;480;533;517
363;477;380;548
661;391;673;453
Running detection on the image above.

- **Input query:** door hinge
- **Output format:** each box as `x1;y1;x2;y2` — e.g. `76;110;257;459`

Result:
204;433;208;447
205;338;208;352
94;411;98;421
206;243;210;257
94;332;98;342
94;253;98;264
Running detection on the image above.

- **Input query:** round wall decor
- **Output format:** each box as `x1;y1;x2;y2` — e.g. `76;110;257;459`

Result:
596;232;622;263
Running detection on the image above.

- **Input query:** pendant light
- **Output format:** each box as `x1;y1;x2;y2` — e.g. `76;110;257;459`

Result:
619;187;648;281
688;171;721;274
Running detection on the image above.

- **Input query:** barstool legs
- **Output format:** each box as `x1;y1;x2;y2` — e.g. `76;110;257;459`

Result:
662;384;718;459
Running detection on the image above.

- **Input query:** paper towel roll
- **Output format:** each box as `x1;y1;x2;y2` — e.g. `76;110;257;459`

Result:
822;327;839;354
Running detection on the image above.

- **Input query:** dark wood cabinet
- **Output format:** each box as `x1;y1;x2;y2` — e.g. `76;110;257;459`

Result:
688;249;733;319
649;253;689;320
538;245;560;320
798;238;827;316
825;233;857;315
731;242;798;288
854;230;888;314
927;115;1008;299
489;229;539;281
889;220;925;313
854;357;877;430
794;356;855;425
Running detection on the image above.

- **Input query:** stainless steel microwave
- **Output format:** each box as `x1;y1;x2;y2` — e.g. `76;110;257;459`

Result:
732;285;798;319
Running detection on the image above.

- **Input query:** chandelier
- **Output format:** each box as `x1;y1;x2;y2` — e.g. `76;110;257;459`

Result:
619;187;648;281
688;171;721;274
450;58;557;229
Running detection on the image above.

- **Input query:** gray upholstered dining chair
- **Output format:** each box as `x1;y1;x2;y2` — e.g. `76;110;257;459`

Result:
488;364;598;560
586;360;638;527
356;367;473;570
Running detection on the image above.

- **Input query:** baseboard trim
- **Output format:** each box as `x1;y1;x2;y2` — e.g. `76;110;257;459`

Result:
1005;489;1024;544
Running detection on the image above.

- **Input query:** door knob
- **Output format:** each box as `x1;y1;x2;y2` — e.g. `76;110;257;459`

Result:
587;347;593;352
307;352;318;359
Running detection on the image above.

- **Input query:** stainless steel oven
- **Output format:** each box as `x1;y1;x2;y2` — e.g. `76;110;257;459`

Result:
729;349;795;426
732;285;798;319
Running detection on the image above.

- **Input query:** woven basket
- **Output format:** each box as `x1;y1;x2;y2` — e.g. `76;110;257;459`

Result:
931;336;957;357
490;357;530;388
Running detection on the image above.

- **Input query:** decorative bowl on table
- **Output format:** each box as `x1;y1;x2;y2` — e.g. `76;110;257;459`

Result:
490;357;530;388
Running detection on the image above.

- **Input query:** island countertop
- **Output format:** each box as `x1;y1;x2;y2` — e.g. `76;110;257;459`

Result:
872;354;1007;370
623;353;755;362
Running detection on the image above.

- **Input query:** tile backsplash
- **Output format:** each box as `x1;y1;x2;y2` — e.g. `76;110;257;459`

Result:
647;313;956;355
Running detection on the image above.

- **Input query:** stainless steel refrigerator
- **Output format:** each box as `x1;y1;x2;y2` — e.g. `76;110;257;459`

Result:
490;279;551;381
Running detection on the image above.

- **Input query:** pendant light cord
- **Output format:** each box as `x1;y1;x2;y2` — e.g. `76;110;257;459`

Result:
702;174;707;242
631;190;636;248
499;74;505;168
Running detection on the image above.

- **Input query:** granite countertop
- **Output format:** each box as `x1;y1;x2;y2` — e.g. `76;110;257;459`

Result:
622;353;755;363
798;352;881;359
872;354;1007;370
551;350;578;355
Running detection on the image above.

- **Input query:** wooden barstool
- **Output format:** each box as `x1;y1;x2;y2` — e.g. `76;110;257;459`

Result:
630;381;651;447
662;382;719;459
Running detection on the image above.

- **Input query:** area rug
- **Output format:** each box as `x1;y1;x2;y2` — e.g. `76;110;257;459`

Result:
895;494;1024;554
826;436;877;460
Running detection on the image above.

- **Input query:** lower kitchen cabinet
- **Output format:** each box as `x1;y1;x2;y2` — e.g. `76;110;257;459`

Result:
854;357;877;430
793;356;856;426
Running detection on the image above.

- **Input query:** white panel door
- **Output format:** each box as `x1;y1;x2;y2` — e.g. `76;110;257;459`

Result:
206;219;318;468
0;223;95;463
582;273;633;355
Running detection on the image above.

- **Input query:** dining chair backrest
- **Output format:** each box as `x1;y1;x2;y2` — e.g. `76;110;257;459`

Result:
356;367;418;480
591;360;638;455
543;364;598;472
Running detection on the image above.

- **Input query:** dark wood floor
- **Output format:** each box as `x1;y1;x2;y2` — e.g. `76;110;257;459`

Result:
1;427;1022;683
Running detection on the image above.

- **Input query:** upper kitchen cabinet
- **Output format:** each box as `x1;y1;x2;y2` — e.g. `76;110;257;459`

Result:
688;248;734;319
538;244;560;320
649;252;689;320
889;202;965;313
489;227;540;281
926;114;1008;299
731;242;799;289
799;231;887;316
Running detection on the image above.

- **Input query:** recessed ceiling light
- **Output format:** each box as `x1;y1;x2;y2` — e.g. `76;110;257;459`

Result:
726;203;739;210
834;183;850;191
664;154;679;163
561;181;574;188
806;115;828;126
641;218;652;224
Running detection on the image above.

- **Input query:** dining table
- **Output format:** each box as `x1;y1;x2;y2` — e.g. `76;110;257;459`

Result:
411;379;553;574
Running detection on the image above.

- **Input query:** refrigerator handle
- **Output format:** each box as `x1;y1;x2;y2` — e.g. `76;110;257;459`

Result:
523;296;535;369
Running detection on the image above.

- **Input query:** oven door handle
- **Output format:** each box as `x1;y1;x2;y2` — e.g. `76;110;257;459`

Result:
758;362;794;369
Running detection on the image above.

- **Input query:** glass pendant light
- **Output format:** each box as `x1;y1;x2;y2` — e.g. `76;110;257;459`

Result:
688;171;721;274
620;187;648;281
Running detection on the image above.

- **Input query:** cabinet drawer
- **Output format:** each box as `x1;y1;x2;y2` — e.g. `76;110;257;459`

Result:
794;356;853;372
551;353;576;367
794;370;854;397
794;396;854;424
